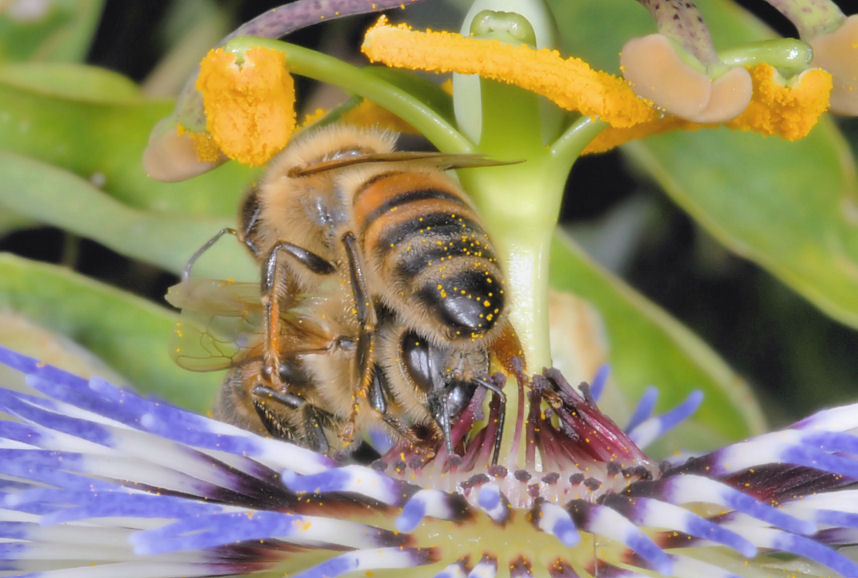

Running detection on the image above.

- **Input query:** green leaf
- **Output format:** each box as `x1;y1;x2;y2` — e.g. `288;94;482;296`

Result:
550;232;766;448
0;0;104;63
0;63;255;217
0;62;140;100
142;0;233;97
549;0;774;73
550;0;858;329
0;151;256;279
0;311;126;391
0;254;220;412
627;123;858;328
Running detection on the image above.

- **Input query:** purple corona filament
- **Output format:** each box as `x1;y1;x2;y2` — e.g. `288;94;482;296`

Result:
2;345;858;577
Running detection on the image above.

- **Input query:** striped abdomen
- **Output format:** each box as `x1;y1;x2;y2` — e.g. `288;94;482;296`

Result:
354;169;505;344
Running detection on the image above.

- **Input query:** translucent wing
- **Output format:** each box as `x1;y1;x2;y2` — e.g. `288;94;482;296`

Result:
166;278;264;372
288;152;521;177
165;278;341;372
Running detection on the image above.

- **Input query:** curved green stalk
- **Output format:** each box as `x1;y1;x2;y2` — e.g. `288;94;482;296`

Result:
550;115;606;167
717;38;812;76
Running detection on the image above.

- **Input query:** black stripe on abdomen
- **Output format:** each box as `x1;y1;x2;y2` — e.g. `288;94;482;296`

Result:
394;236;497;278
359;188;467;236
375;212;483;259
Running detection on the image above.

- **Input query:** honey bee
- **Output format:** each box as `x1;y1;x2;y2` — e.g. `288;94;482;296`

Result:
171;124;515;460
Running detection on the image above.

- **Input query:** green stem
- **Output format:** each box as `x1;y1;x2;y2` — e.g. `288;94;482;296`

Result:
220;37;475;154
460;117;605;370
636;0;720;67
550;115;606;168
461;78;545;366
717;38;812;76
460;160;558;370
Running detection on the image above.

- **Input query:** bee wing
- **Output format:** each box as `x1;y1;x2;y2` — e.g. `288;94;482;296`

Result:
166;278;339;372
288;152;521;177
166;278;265;372
165;277;261;317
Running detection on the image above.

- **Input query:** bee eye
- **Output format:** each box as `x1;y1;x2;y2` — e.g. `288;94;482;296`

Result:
278;355;312;387
400;331;433;394
400;332;476;421
333;336;357;352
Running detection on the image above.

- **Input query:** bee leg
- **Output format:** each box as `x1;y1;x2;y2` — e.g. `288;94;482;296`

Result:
183;191;265;280
474;378;506;466
367;367;388;414
340;232;379;443
367;368;424;450
237;185;264;257
261;242;337;387
300;404;331;455
340;232;376;337
340;330;376;445
429;390;456;458
182;228;238;280
251;384;331;453
250;384;302;440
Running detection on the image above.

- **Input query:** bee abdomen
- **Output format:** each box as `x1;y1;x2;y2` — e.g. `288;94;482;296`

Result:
395;235;497;277
416;265;504;339
359;187;464;236
395;229;504;338
356;171;505;340
375;210;481;255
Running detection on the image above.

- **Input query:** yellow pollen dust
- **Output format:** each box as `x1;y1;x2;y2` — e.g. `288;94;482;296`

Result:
585;64;833;153
176;124;221;162
196;47;296;166
339;96;422;133
361;16;654;129
362;16;833;153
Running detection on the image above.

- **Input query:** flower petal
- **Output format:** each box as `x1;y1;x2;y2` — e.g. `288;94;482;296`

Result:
5;345;858;576
621;34;752;123
142;119;225;182
808;14;858;115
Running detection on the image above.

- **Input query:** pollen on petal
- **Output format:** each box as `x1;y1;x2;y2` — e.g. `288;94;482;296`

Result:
176;124;222;162
196;46;296;166
299;107;329;127
361;16;655;129
582;115;692;154
727;63;833;140
142;118;224;182
584;63;832;154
